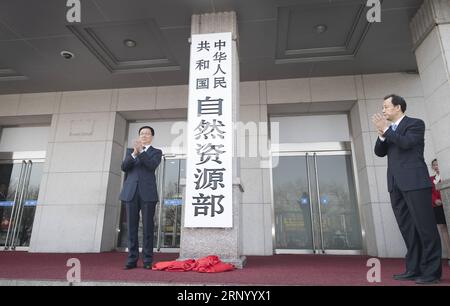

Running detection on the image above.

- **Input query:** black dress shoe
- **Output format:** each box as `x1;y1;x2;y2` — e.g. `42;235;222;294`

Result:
393;271;420;281
124;263;137;270
143;263;152;269
415;277;440;285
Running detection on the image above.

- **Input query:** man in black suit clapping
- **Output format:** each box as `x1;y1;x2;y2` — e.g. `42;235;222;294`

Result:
120;126;162;270
372;94;442;284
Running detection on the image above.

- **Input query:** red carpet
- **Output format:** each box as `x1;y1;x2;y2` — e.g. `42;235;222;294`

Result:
0;252;449;285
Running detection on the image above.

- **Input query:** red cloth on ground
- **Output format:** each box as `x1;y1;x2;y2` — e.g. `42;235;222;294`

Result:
167;259;196;271
152;255;235;273
196;261;235;273
152;259;196;271
192;255;220;271
152;261;173;271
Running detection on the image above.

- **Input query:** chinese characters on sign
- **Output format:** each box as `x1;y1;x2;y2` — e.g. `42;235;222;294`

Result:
185;32;233;227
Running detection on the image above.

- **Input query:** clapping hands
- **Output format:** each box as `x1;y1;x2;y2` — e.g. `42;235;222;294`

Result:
371;113;389;137
133;139;144;155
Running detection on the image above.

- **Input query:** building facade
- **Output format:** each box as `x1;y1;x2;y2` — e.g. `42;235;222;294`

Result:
0;0;450;259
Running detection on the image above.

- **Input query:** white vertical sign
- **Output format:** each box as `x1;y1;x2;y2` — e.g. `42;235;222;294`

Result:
185;32;233;228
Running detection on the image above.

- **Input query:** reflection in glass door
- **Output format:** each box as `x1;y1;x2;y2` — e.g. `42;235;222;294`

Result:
272;155;313;250
118;156;185;251
155;157;185;249
272;146;362;254
0;153;44;250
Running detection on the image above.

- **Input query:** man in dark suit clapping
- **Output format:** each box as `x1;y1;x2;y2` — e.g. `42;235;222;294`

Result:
372;94;442;284
120;126;162;270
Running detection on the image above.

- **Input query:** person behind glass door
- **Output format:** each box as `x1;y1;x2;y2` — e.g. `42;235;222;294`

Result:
430;159;450;266
372;94;442;284
119;126;162;270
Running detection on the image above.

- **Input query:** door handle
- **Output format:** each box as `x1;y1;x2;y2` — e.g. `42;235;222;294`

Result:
305;153;316;254
313;153;325;254
11;161;33;249
156;158;166;251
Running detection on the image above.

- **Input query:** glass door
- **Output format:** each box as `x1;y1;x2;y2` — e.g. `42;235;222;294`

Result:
312;153;362;252
0;153;45;250
272;155;313;251
272;146;362;254
117;155;186;251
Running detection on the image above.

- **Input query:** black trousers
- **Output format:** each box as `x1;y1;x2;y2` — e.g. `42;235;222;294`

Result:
125;191;157;265
390;183;442;278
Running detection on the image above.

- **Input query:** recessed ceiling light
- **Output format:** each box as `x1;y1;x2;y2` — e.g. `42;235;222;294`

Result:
60;50;75;59
314;24;328;34
124;39;137;48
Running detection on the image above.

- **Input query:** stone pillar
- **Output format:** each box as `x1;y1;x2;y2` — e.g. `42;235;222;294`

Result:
29;90;126;252
179;11;246;268
411;0;450;230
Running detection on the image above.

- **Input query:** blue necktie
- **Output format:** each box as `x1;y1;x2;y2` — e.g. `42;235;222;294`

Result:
392;124;397;131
